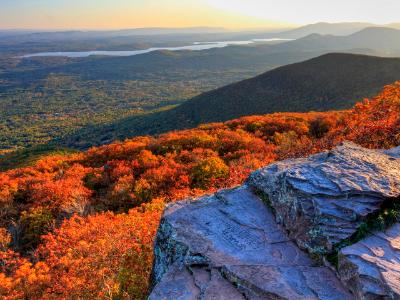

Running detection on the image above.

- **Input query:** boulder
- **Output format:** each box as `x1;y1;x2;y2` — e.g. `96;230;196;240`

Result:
150;142;400;299
248;142;400;255
338;223;400;299
150;186;352;299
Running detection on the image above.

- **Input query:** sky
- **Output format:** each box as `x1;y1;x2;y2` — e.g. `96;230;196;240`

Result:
1;0;400;30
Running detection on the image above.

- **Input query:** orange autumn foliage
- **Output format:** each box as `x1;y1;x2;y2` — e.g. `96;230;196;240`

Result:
0;82;399;299
0;202;161;299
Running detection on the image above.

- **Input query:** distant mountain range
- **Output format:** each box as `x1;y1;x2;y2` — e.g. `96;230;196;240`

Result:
62;53;400;148
0;27;229;39
3;23;400;151
276;22;376;38
270;27;400;56
8;27;398;87
388;23;400;29
2;22;400;46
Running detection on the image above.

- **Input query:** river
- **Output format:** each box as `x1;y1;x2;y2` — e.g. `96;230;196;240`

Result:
22;38;292;58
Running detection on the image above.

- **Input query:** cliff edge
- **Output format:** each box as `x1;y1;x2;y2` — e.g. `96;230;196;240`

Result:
149;142;400;299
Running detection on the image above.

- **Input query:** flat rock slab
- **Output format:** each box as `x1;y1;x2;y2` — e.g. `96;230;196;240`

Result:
222;265;350;300
150;186;352;299
339;223;400;299
248;142;400;255
149;263;245;300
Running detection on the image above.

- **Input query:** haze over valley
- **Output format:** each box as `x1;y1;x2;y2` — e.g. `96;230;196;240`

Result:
1;1;400;299
2;23;400;157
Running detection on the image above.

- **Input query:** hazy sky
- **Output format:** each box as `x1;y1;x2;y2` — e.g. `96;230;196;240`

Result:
1;0;400;30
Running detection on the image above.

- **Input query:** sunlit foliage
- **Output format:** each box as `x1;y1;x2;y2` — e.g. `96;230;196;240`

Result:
0;82;399;298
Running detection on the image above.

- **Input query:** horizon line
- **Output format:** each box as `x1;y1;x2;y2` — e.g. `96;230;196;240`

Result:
3;21;399;32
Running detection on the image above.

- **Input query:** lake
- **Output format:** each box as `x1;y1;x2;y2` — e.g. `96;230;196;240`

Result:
22;39;292;58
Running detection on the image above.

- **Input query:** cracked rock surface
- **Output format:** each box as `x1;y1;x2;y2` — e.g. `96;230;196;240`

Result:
338;223;400;299
247;142;400;255
150;143;400;299
149;186;352;299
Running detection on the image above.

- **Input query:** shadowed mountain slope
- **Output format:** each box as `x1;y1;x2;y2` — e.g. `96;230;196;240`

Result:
172;53;400;122
62;53;400;149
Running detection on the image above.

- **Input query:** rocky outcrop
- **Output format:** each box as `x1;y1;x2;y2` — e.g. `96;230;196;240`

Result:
338;223;400;299
150;186;352;299
150;142;400;299
248;142;400;255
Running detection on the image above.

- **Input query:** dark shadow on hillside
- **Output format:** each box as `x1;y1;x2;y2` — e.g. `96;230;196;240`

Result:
53;53;400;150
51;107;195;150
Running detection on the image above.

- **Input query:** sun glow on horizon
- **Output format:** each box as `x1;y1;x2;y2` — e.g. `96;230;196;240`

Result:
0;0;292;30
0;0;399;30
206;0;400;25
207;0;278;21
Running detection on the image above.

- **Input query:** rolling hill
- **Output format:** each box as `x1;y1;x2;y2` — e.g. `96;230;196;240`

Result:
389;23;400;29
176;53;400;122
1;80;399;299
0;22;380;46
276;22;375;38
62;53;400;149
3;27;400;152
271;27;400;55
1;23;394;56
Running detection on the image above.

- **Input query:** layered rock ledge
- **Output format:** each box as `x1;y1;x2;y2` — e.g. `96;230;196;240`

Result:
248;142;400;255
339;223;400;299
150;186;352;299
150;142;400;299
